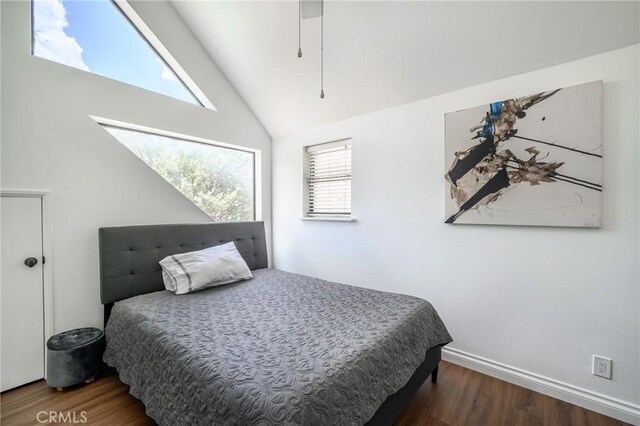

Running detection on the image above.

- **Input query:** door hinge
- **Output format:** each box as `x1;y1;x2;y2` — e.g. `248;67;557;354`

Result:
42;256;46;265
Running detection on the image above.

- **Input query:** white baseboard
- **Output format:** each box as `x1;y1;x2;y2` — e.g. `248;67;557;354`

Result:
442;347;640;425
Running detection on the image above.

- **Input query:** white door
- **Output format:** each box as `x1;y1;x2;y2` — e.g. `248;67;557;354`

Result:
1;196;45;391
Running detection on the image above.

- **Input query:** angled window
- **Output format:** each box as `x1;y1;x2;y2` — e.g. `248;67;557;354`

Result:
304;139;352;219
101;123;255;222
31;0;214;108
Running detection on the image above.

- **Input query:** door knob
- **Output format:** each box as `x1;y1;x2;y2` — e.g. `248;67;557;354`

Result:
24;257;38;268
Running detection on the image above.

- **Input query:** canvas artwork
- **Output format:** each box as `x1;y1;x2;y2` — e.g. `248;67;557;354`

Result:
444;80;602;227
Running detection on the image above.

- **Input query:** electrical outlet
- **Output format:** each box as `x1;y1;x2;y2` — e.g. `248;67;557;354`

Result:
593;355;612;379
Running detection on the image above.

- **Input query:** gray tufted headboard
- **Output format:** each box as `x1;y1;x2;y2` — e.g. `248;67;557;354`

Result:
99;221;268;310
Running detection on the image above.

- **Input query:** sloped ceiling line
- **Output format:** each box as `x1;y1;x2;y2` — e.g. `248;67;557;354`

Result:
171;1;640;138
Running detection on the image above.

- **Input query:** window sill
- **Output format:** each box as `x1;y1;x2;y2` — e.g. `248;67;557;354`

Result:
301;217;357;222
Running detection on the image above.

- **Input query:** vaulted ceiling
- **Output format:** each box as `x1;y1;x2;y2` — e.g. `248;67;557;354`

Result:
171;1;640;138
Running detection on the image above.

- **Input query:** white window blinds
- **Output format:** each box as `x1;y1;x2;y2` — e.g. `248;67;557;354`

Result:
305;139;352;217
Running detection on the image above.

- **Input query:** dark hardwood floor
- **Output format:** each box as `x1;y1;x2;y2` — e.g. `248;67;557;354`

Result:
1;361;628;426
394;362;628;426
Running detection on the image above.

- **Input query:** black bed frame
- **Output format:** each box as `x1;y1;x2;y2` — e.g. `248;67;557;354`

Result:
99;221;440;425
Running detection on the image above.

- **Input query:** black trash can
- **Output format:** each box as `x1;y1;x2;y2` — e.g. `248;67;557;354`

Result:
46;327;104;391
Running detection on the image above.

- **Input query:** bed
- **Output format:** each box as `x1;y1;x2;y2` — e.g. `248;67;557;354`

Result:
99;222;452;425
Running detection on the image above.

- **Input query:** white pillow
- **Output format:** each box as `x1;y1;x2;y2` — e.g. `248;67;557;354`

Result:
159;242;252;294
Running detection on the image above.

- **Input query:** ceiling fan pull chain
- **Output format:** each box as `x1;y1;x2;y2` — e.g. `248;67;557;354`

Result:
298;0;303;57
320;11;325;99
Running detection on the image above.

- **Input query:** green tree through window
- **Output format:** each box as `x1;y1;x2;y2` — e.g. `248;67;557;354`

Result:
103;125;255;222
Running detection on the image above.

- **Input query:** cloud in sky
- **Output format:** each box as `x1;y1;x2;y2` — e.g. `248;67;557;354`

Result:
161;64;178;82
33;0;90;72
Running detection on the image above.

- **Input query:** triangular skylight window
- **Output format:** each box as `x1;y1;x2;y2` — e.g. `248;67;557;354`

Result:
100;123;255;222
32;0;214;108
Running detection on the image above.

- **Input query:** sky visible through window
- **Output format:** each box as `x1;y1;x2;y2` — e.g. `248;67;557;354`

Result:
32;0;198;105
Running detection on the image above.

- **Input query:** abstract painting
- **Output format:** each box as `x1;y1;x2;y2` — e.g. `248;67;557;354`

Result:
444;81;602;227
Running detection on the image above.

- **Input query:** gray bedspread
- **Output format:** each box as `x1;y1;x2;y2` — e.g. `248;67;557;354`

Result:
104;269;452;425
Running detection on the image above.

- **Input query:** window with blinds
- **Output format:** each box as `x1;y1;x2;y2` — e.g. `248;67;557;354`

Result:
305;139;352;218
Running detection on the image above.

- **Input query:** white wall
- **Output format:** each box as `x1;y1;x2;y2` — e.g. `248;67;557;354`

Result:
273;45;639;416
0;1;271;331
